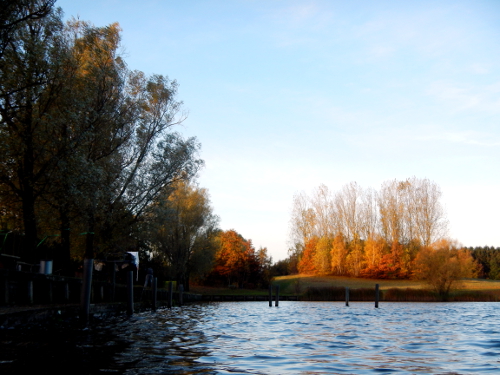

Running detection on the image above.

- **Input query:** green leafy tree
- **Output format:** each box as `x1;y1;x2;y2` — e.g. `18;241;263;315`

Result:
148;181;218;290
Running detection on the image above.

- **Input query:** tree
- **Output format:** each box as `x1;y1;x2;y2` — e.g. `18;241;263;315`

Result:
378;179;407;245
257;246;273;287
330;233;348;275
334;182;363;242
413;239;479;300
363;234;386;271
346;236;364;276
314;236;332;275
0;5;67;259
297;236;318;274
378;177;448;247
410;177;448;246
288;178;450;279
211;230;258;288
310;184;334;238
0;0;55;58
288;191;316;259
0;9;203;267
148;180;218;290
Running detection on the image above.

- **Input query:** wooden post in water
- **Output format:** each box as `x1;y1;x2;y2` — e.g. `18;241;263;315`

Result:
2;275;9;304
111;263;116;302
375;283;380;308
345;287;349;307
80;258;93;319
64;282;70;302
28;280;33;304
168;281;173;308
127;271;134;315
152;277;157;311
275;285;280;307
179;284;184;306
48;279;53;303
269;285;272;307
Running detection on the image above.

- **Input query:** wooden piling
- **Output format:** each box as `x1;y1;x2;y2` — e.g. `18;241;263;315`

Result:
48;279;53;303
152;277;157;311
111;264;116;302
126;271;134;315
345;287;349;307
168;281;173;308
80;258;93;319
375;284;380;308
269;284;272;307
2;275;8;304
275;285;280;307
28;280;33;304
64;282;70;302
179;284;184;306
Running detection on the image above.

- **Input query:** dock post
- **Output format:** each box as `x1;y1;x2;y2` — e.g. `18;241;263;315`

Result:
48;278;53;303
64;282;70;302
80;258;93;320
168;281;173;308
28;280;34;304
152;277;157;311
375;284;380;308
2;275;8;304
345;287;349;307
111;263;116;302
275;285;280;307
127;271;134;315
179;284;184;306
269;284;272;307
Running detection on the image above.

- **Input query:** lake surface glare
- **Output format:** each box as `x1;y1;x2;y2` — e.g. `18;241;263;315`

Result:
107;302;500;374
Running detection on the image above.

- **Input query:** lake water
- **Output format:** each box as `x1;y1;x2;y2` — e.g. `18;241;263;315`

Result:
1;302;500;374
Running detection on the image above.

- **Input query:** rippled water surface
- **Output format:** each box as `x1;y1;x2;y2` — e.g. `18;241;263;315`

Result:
2;302;500;374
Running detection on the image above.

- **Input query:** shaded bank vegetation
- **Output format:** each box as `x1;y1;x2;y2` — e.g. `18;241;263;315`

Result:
0;1;273;292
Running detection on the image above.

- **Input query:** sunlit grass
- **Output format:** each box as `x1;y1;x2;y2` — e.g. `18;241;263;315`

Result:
191;275;500;301
273;275;427;293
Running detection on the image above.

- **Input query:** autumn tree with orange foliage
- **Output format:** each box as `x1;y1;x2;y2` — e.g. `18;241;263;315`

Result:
288;177;452;279
298;237;319;274
209;230;270;288
413;239;479;300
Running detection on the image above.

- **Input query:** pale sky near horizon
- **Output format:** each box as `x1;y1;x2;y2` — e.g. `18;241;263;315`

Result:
56;0;500;261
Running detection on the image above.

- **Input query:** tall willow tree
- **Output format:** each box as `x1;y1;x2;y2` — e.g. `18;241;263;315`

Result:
0;0;56;58
0;3;203;267
0;5;67;260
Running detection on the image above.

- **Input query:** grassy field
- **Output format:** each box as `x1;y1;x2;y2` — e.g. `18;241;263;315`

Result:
272;275;426;294
190;275;500;301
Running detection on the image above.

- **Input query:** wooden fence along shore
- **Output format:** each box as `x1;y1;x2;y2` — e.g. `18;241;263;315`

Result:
0;269;204;308
1;268;385;310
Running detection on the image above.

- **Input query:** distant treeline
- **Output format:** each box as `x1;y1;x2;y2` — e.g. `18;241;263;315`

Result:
469;247;500;279
272;245;500;281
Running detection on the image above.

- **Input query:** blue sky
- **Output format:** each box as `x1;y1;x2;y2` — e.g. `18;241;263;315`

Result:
56;0;500;260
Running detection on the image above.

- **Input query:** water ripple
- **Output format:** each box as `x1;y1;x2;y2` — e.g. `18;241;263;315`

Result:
2;302;500;374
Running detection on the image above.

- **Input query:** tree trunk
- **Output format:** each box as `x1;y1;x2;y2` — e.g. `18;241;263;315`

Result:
59;207;71;275
20;127;38;262
85;211;95;259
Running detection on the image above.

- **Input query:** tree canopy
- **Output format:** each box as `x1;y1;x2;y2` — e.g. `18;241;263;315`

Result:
0;2;202;272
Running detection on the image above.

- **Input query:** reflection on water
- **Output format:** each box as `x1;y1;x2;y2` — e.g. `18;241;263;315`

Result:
1;302;500;374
